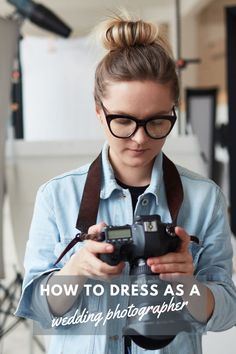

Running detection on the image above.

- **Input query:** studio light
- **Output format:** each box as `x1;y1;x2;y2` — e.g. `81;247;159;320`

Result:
7;0;72;37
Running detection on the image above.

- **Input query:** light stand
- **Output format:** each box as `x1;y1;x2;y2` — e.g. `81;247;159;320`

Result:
0;16;19;279
0;2;72;351
0;16;31;351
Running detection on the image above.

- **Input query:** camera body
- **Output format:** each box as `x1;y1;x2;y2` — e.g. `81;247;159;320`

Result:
98;215;193;349
100;214;180;267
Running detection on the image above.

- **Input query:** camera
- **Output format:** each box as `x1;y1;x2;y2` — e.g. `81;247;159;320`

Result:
99;214;180;272
98;215;193;350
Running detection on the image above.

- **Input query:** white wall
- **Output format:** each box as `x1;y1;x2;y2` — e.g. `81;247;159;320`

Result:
20;36;106;141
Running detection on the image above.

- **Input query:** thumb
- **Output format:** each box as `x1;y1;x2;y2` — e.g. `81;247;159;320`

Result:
175;226;190;252
85;239;114;254
88;222;107;235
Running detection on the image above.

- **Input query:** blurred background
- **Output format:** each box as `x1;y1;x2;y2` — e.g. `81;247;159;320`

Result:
0;0;236;353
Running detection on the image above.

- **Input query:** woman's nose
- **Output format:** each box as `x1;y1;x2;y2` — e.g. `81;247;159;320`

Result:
130;126;148;144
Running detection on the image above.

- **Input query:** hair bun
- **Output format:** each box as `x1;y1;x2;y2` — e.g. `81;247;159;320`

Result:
100;16;159;50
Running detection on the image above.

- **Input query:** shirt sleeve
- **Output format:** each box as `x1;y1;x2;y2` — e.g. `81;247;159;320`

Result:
194;186;236;332
14;183;63;322
15;180;95;330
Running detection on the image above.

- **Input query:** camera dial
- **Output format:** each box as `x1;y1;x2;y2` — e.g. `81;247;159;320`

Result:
165;224;176;237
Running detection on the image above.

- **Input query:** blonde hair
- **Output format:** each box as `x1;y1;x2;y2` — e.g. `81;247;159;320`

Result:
94;14;179;105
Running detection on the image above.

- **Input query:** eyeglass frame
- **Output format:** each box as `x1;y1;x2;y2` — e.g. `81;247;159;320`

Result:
100;101;177;140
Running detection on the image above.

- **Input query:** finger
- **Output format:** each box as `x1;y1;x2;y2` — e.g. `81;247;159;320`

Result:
159;273;184;282
151;262;194;275
88;222;107;235
147;252;192;266
84;239;114;254
100;261;125;276
175;227;190;252
82;253;124;277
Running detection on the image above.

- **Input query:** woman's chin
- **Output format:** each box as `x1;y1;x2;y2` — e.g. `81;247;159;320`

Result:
122;155;153;168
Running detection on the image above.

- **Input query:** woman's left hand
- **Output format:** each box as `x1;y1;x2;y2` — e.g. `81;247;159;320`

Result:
147;226;194;279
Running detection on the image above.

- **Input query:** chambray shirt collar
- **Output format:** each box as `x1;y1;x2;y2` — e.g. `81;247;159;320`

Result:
100;142;122;199
145;151;163;205
100;141;163;204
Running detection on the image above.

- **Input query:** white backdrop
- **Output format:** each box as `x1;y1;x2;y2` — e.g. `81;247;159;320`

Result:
20;35;106;141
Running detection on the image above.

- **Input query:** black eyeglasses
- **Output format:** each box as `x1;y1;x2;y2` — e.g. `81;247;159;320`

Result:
100;102;177;139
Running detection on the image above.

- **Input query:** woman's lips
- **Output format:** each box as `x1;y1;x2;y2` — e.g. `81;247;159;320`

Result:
127;148;148;155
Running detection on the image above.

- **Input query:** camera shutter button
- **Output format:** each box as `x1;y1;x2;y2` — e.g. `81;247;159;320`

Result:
141;198;149;206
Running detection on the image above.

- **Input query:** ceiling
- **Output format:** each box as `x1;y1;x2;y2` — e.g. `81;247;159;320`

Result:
0;0;212;37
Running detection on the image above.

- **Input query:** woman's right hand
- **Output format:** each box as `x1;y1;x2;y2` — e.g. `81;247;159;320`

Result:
58;222;125;279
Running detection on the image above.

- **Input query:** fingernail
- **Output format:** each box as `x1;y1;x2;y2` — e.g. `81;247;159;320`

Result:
106;245;113;252
151;265;157;272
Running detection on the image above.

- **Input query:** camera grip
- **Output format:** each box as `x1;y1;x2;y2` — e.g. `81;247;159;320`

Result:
99;243;123;266
99;252;120;266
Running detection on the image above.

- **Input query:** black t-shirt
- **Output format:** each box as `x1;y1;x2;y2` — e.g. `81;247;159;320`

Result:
116;178;149;211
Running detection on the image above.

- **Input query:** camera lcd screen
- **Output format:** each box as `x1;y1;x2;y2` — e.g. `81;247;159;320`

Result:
107;228;131;240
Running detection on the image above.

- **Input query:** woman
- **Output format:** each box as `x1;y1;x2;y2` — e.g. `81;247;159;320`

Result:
16;14;236;354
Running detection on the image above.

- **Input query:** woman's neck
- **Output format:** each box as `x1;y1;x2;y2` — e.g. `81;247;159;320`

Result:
108;150;154;187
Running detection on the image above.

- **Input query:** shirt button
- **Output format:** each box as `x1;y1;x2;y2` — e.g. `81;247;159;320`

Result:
141;198;149;206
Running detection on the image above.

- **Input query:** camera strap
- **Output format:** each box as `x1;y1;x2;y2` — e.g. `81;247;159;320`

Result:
76;152;183;231
54;152;184;266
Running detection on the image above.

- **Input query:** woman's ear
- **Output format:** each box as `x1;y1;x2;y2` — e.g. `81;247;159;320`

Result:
95;104;104;124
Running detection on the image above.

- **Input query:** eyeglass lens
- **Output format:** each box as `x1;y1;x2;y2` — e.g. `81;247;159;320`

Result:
110;117;173;139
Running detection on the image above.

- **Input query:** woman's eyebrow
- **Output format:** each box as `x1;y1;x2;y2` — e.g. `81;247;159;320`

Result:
110;109;172;117
146;110;172;116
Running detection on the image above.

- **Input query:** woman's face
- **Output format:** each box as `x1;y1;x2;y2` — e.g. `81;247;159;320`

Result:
96;80;175;172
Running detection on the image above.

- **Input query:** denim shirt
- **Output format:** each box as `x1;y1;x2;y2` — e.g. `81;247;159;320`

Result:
15;143;236;354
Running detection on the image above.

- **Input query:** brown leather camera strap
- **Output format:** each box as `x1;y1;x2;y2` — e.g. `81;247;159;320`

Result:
162;153;183;226
75;153;102;233
54;152;184;265
76;152;183;232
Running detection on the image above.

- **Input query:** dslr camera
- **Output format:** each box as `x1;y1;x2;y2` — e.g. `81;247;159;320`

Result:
98;215;193;350
99;214;180;272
